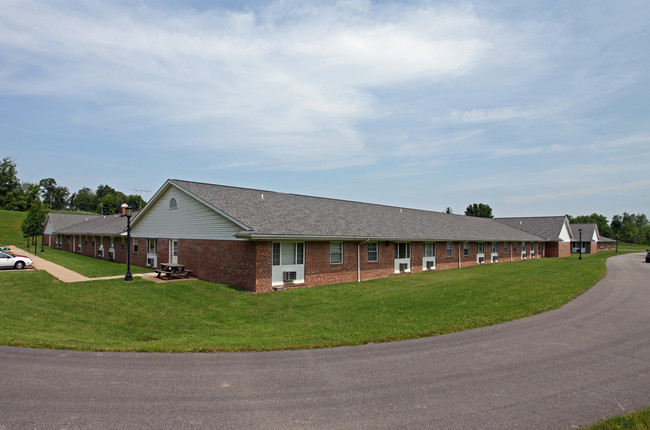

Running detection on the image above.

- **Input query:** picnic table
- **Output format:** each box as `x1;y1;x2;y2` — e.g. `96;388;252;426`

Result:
154;262;192;279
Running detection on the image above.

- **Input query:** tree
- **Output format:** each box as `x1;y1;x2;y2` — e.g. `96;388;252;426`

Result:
50;185;70;210
610;212;650;244
444;207;453;214
465;203;493;218
99;194;117;215
71;187;98;212
21;198;47;242
96;184;116;201
39;178;57;208
0;157;20;209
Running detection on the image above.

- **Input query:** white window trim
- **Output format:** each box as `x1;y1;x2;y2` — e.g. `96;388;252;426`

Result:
367;242;378;262
330;241;343;265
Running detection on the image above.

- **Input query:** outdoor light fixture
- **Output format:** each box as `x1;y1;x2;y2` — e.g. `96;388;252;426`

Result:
40;222;45;253
578;227;583;260
121;203;134;282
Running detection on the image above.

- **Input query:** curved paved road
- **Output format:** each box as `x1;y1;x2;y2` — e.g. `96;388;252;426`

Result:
1;253;649;429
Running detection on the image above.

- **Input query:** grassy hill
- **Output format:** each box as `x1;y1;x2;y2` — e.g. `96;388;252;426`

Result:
0;210;27;247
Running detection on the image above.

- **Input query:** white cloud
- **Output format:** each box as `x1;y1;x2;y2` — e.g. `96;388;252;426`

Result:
439;106;547;123
505;179;650;205
588;133;650;153
0;0;505;169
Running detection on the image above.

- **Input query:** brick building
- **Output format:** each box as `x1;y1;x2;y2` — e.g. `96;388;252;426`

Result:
494;216;574;258
570;223;616;253
46;179;557;292
126;179;544;292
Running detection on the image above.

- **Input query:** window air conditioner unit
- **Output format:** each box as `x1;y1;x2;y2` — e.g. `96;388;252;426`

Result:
108;250;115;260
478;256;485;264
492;256;498;263
399;263;409;272
426;261;435;270
98;249;104;257
283;271;297;282
147;257;155;266
77;245;82;252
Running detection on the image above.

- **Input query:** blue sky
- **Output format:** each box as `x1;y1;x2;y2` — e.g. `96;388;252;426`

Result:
1;0;649;219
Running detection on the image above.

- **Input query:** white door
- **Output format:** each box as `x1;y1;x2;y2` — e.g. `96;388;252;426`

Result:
170;239;178;264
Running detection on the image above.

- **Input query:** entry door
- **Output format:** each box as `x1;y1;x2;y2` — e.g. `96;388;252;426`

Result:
170;239;178;264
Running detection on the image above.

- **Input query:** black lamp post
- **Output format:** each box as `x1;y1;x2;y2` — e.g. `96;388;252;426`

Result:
121;203;134;282
40;222;45;253
615;234;618;253
578;227;583;260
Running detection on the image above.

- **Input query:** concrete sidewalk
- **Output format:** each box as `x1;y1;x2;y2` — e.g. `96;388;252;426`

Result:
9;246;153;283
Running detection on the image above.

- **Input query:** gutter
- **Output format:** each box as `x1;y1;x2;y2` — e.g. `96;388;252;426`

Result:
358;239;369;283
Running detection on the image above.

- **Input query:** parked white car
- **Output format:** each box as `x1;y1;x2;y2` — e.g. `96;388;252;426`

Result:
0;251;33;270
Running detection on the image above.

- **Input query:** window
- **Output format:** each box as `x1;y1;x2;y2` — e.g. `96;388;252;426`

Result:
504;242;509;253
368;242;378;262
148;238;156;254
423;243;435;258
447;242;453;257
133;238;139;253
330;242;343;264
169;198;177;210
477;242;484;254
272;242;304;266
513;243;517;253
522;242;526;252
463;242;469;256
272;243;281;265
394;242;411;259
491;242;498;253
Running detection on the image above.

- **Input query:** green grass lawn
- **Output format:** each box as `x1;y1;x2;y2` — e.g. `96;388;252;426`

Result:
0;251;614;352
0;209;27;247
32;247;151;277
583;408;650;429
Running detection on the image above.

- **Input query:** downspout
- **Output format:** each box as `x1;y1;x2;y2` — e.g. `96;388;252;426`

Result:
358;239;369;282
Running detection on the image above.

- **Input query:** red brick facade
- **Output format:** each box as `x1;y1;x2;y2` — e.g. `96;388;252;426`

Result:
50;235;549;293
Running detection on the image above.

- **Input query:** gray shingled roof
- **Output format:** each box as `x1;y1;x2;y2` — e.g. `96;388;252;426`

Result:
56;213;136;236
46;213;101;230
570;224;599;242
494;216;571;242
165;179;544;242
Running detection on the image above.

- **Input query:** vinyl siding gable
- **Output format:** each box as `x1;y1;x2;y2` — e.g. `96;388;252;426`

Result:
558;222;572;242
131;186;244;240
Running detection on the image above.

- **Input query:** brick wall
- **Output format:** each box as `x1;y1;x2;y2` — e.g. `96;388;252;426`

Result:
176;239;258;291
48;236;548;293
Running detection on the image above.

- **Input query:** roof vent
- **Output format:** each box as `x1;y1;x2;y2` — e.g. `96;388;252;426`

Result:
261;193;264;200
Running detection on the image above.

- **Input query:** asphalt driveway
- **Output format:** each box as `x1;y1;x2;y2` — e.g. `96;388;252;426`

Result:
1;253;648;429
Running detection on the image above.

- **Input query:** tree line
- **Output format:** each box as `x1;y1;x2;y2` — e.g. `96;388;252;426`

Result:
567;213;650;245
0;157;147;214
459;202;649;245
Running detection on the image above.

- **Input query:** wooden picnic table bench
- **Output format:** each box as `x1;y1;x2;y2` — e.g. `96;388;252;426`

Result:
155;263;192;279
